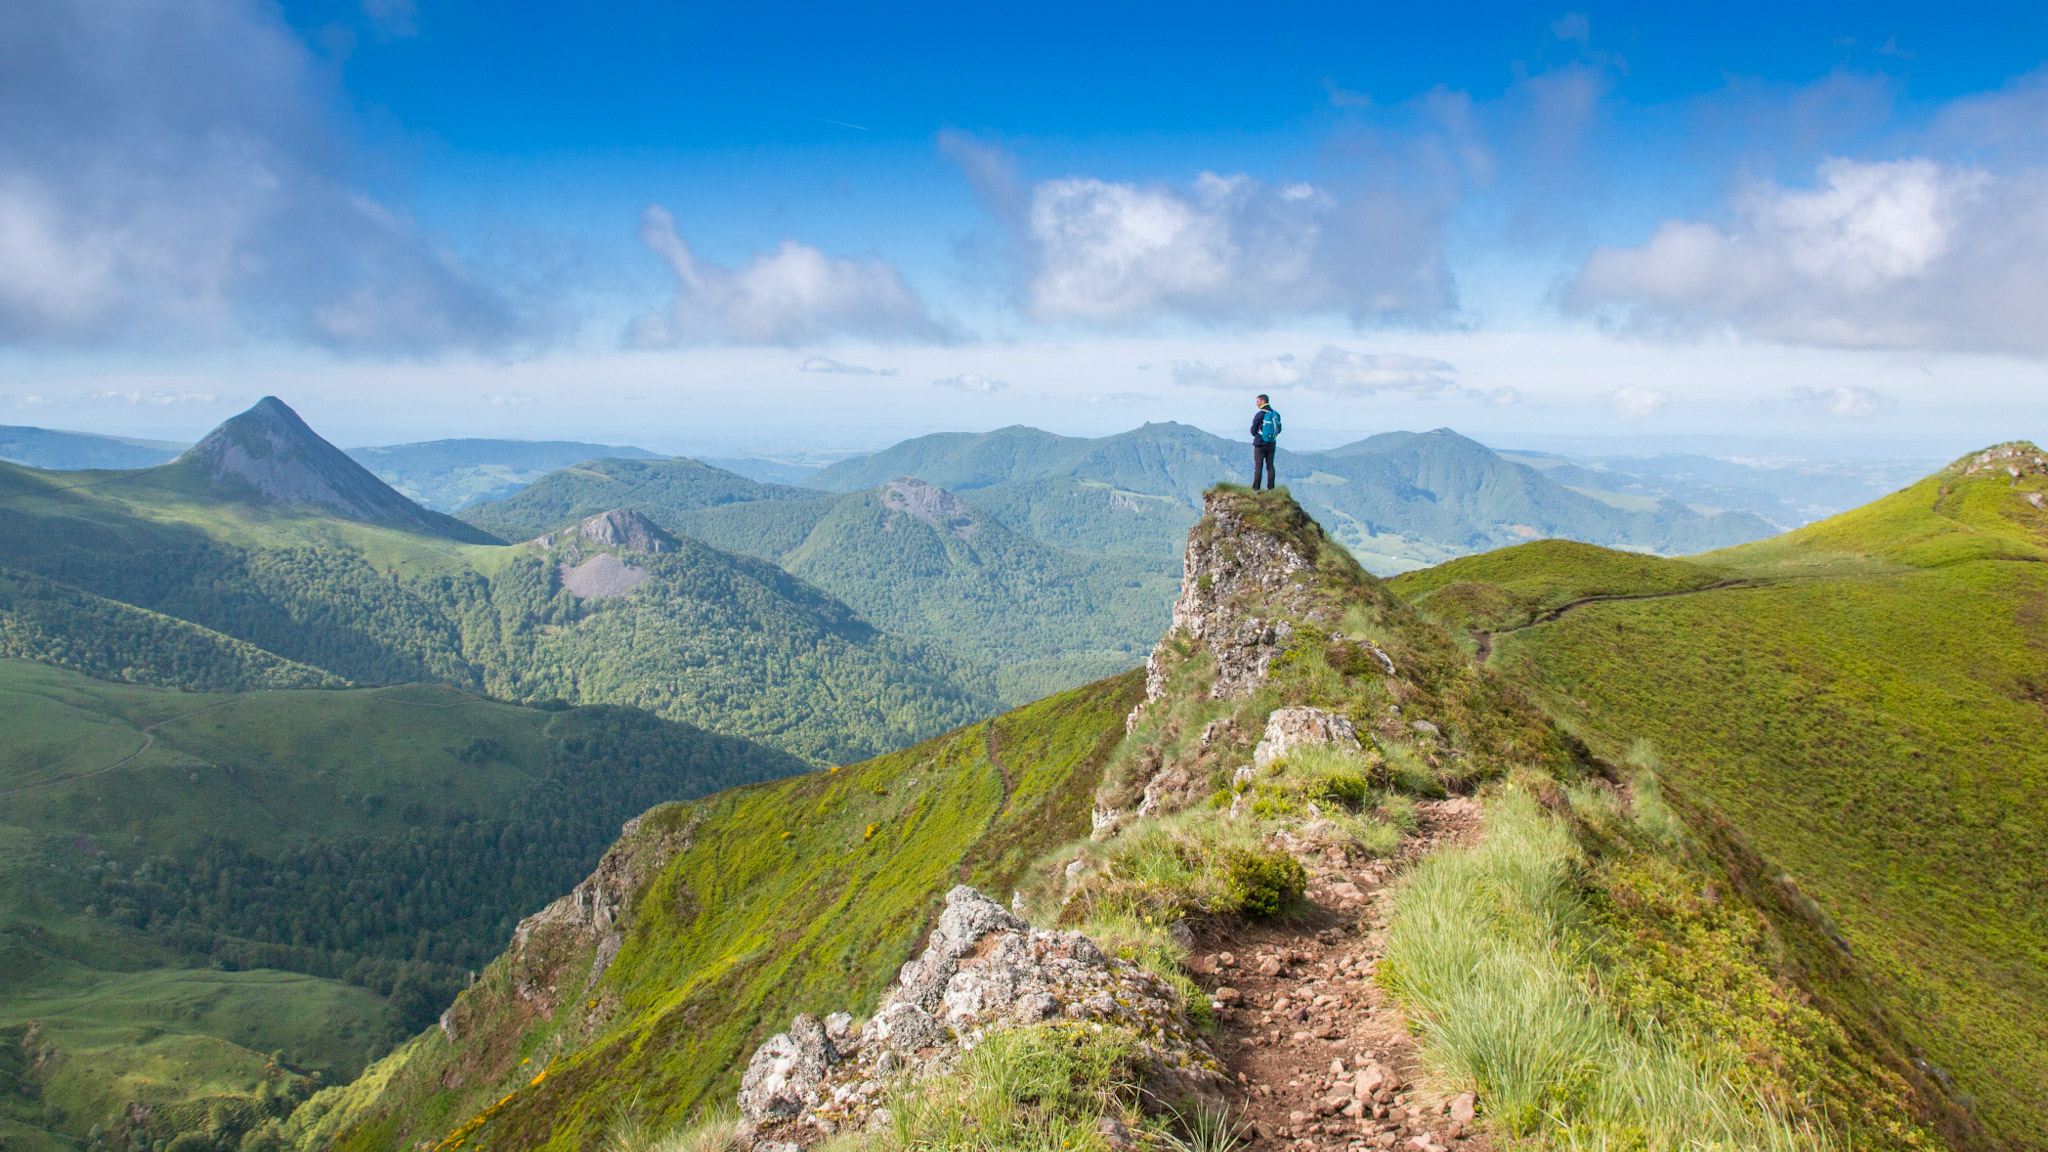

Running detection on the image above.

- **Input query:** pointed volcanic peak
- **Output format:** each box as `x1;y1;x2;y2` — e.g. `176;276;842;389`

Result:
526;508;682;555
162;397;499;543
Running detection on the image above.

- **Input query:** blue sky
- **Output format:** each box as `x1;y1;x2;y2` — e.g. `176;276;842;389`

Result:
1;0;2044;456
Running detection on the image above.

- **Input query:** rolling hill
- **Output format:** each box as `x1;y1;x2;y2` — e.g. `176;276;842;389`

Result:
345;440;666;513
1390;442;2048;1148
0;399;998;765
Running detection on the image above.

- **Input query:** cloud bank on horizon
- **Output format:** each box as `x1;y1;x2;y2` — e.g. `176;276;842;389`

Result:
2;0;2045;446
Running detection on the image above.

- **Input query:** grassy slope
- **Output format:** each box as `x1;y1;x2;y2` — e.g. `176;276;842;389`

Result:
292;672;1143;1152
1392;459;2048;1147
0;660;806;1150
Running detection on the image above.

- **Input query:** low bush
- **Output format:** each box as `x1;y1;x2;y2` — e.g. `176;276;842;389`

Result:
1222;849;1305;918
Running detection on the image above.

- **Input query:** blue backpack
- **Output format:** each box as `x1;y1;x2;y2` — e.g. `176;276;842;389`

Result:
1258;408;1282;442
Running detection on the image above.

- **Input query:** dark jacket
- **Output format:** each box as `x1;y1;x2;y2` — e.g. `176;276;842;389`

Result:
1251;406;1280;444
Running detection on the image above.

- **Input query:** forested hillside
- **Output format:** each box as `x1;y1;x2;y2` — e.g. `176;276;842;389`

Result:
472;473;1176;705
0;659;806;1150
1392;442;2048;1147
0;401;999;764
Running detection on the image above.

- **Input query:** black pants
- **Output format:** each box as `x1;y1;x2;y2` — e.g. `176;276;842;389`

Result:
1251;441;1276;490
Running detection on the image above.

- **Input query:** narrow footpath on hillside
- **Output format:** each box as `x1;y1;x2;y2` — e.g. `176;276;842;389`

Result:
1191;798;1490;1152
1470;578;1752;662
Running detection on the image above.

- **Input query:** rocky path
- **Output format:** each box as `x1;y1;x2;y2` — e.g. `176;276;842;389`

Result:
1191;798;1489;1152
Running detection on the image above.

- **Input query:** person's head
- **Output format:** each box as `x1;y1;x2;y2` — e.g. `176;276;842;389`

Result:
1255;394;1269;408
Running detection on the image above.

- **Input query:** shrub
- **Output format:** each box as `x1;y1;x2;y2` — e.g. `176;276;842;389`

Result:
1223;849;1305;918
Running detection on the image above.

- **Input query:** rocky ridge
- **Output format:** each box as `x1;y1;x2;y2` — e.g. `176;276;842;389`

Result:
737;886;1229;1140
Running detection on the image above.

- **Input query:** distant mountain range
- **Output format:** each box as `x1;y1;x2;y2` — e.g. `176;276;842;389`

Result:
0;424;186;470
345;438;667;511
809;421;1777;571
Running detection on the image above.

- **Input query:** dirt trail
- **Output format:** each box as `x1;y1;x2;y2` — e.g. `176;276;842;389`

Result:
1471;578;1751;663
0;697;234;798
1192;798;1490;1152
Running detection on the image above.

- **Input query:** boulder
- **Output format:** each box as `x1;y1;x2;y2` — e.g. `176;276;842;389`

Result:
932;885;1026;956
737;1014;837;1121
1254;707;1364;769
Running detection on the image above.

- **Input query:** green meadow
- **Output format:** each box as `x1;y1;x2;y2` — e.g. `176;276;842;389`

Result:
1391;451;2048;1147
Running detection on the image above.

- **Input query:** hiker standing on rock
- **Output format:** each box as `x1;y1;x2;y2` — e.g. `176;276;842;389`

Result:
1250;394;1282;490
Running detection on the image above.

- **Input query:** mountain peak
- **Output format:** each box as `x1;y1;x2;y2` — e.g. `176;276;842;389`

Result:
168;397;497;543
1950;441;2048;479
528;508;681;555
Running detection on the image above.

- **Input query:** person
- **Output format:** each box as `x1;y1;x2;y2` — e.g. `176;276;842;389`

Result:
1249;394;1281;489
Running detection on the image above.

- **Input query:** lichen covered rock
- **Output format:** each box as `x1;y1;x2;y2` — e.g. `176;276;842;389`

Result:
1253;706;1364;769
736;886;1229;1135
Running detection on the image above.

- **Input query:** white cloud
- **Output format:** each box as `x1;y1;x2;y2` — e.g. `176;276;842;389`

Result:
1786;384;1893;418
1171;345;1458;395
1564;156;2048;355
87;391;216;405
932;373;1007;393
945;135;1455;329
799;356;899;376
0;0;531;353
629;207;947;347
1608;386;1671;421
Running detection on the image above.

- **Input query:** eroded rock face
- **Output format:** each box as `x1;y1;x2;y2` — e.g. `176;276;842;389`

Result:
1253;707;1364;769
736;886;1228;1132
883;478;979;541
1144;491;1316;704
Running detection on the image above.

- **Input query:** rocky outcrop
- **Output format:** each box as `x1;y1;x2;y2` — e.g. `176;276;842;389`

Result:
446;811;693;1036
883;477;979;541
165;397;499;543
530;508;680;555
1953;441;2048;480
737;886;1228;1138
1144;490;1318;705
1253;707;1364;769
527;509;678;597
